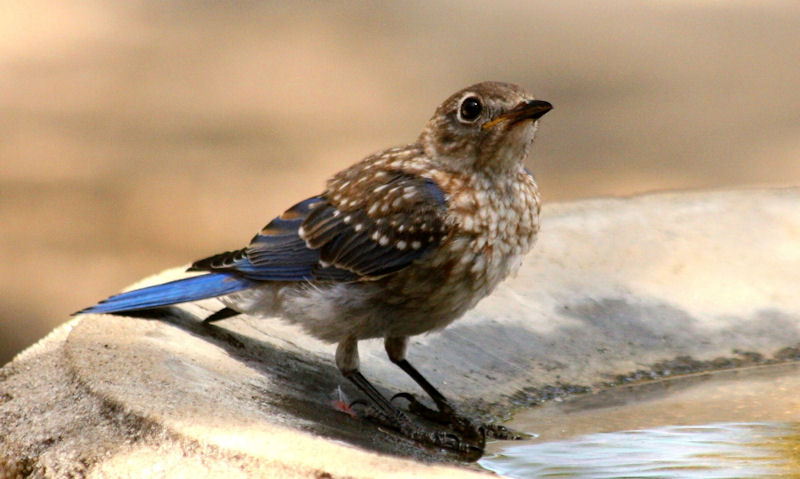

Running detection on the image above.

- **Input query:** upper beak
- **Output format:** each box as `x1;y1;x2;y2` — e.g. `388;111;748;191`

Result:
483;99;553;130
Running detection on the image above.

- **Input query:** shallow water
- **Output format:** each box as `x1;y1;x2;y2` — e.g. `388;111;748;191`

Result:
481;422;798;478
480;363;800;478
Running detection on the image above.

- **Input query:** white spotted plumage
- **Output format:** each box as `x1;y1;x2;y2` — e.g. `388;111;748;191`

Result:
197;82;552;429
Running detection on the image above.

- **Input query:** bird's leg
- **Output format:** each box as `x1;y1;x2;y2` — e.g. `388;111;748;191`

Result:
385;336;524;441
336;337;483;458
384;337;478;435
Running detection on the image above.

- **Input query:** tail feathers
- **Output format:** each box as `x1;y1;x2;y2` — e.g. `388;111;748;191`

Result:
76;273;253;315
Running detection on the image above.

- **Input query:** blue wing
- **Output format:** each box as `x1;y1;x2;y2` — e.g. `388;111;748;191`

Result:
188;196;360;282
78;171;449;315
190;172;449;281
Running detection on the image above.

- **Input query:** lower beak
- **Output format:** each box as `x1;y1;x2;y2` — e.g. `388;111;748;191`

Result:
483;99;553;130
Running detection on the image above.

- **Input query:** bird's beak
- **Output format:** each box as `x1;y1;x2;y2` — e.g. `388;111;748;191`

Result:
483;99;553;130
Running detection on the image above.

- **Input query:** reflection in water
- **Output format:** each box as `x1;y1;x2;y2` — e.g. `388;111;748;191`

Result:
480;422;799;479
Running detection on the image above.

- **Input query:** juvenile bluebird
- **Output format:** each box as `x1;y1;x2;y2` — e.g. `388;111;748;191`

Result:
78;81;551;458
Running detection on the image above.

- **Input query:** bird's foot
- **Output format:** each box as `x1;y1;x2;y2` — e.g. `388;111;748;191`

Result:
351;400;484;461
392;392;528;441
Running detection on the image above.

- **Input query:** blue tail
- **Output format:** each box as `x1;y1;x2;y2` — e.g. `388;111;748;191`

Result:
76;273;254;315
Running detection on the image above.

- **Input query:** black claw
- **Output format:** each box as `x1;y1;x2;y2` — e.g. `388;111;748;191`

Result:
343;371;486;459
348;398;370;409
391;392;482;437
349;389;485;459
404;397;523;441
390;391;416;403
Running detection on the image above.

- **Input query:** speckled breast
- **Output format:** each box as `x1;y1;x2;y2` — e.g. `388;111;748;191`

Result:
382;167;541;333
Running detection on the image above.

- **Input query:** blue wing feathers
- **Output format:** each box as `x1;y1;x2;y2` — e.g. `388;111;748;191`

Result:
78;273;253;315
188;195;336;282
79;177;449;315
186;176;448;283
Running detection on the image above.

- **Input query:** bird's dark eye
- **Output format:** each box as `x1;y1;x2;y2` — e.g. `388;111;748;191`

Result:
458;96;483;122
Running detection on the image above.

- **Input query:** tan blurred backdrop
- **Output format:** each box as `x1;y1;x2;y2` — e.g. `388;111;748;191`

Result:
2;1;799;366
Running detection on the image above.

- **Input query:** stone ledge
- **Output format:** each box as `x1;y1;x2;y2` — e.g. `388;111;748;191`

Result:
2;187;799;477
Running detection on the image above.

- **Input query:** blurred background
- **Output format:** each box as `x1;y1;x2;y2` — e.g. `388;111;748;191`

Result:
2;1;799;365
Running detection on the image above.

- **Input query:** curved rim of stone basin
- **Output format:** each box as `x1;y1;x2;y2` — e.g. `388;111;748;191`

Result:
4;187;800;476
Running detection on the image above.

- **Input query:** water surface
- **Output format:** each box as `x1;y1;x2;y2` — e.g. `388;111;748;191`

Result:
480;363;800;478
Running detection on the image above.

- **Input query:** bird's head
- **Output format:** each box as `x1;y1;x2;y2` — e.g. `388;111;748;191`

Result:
419;81;552;175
